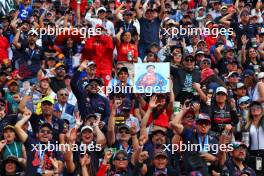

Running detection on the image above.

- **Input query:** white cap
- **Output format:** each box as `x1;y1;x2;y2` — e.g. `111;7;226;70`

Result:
238;96;250;105
81;125;93;133
258;72;264;79
216;86;227;94
96;7;107;16
88;61;96;67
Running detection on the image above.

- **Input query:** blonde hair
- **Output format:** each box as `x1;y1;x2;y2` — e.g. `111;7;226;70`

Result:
245;109;264;130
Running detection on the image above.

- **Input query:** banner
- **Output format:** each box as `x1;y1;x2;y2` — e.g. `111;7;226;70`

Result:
133;62;170;93
0;0;15;16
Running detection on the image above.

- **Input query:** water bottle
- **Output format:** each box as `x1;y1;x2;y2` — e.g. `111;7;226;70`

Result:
127;51;132;61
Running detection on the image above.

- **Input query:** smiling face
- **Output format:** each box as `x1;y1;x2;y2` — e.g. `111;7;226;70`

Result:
113;153;129;170
5;161;16;174
152;131;166;146
81;129;94;144
153;155;168;169
37;126;53;143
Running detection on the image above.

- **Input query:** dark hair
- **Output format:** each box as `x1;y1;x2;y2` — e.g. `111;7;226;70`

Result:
120;31;135;44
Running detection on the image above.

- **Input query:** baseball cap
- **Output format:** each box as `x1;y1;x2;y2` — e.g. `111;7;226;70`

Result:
3;125;15;132
117;124;130;132
55;62;66;70
249;101;262;108
87;61;96;67
238;96;250;105
154;150;168;159
39;122;53;130
257;72;264;79
41;96;55;104
201;68;214;82
231;141;247;149
195;50;204;56
96;7;107;15
243;69;255;77
225;71;239;79
197;40;206;45
205;20;214;27
236;82;245;89
81;125;93;133
88;77;102;86
121;99;131;110
7;80;18;86
117;67;129;75
221;6;228;10
216;86;227;94
196;113;211;122
201;58;211;64
151;125;167;135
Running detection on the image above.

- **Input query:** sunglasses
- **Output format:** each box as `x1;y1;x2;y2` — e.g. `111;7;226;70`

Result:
39;129;52;134
216;92;226;96
184;58;194;62
119;130;130;134
115;156;128;161
197;120;210;126
185;115;194;119
240;101;250;105
59;93;68;96
125;14;132;16
202;61;210;65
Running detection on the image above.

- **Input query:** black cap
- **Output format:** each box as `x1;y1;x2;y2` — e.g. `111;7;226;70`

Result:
88;78;102;86
249;101;262;108
39;122;53;131
117;67;129;75
0;98;6;105
122;98;131;110
118;124;130;132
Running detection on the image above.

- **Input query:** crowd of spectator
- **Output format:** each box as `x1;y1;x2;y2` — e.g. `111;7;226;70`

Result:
0;0;264;175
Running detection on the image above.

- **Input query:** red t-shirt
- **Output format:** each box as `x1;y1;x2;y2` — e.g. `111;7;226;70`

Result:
117;43;138;62
143;104;172;127
0;36;9;61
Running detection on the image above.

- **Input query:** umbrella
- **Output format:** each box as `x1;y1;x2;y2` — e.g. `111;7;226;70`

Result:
54;28;84;46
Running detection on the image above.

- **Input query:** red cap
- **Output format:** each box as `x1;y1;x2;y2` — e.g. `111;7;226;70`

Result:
201;68;214;82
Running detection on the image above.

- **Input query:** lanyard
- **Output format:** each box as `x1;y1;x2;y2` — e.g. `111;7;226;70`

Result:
123;22;131;32
5;142;19;157
198;134;209;152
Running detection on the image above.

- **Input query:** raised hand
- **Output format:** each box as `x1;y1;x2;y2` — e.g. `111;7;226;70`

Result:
23;110;32;120
241;35;248;46
49;157;59;171
138;151;149;163
0;140;7;151
148;96;160;109
79;154;90;166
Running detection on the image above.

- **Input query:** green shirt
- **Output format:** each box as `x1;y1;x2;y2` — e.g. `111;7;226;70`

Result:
2;141;23;160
